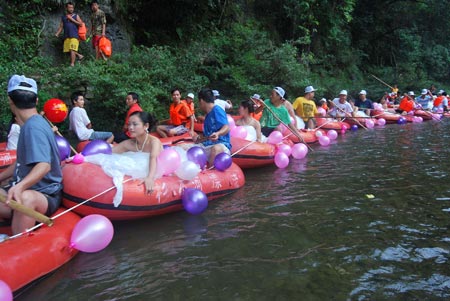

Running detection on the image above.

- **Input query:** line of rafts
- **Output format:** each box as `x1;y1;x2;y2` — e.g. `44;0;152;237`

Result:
0;108;445;296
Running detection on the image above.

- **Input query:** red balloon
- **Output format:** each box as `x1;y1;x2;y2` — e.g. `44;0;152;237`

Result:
43;98;68;123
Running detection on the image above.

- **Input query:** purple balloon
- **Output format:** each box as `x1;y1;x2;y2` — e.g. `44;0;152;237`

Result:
70;214;114;253
55;135;71;161
351;124;358;131
81;140;112;156
182;188;208;215
187;146;207;169
214;152;232;171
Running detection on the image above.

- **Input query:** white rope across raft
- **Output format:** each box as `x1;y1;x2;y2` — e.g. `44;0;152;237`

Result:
84;152;155;207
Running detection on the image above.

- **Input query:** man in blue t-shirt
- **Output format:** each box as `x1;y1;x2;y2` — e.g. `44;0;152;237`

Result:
55;2;84;66
0;75;63;235
192;88;231;164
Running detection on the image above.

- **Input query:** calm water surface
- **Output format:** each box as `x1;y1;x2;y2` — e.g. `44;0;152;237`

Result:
18;120;450;300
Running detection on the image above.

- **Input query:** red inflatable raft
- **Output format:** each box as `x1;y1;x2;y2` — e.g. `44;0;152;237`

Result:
316;118;351;131
62;161;245;220
0;209;80;292
230;137;276;169
0;142;16;173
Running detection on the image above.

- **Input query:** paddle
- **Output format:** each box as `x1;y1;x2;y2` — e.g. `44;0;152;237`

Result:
333;104;368;130
252;98;313;151
0;194;53;227
371;74;395;90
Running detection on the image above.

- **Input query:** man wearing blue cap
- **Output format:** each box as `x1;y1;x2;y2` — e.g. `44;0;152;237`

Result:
0;75;63;235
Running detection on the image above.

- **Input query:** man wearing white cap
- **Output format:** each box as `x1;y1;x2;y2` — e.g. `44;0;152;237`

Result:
292;86;318;129
257;87;303;139
212;90;233;111
415;89;433;110
329;90;354;118
0;75;63;235
354;90;374;116
183;92;196;121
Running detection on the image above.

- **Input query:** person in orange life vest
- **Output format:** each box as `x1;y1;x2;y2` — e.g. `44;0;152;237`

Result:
183;93;197;121
156;88;195;138
395;91;416;114
432;90;448;112
249;94;263;121
55;2;84;67
114;92;143;143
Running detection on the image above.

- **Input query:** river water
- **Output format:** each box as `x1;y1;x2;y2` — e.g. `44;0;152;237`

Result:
17;120;450;300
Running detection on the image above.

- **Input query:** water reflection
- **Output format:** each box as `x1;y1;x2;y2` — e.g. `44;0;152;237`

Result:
17;120;450;300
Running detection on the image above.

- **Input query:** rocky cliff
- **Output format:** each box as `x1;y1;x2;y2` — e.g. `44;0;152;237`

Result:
41;0;132;63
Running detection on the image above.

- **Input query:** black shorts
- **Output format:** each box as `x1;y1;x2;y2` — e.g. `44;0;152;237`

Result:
2;185;62;217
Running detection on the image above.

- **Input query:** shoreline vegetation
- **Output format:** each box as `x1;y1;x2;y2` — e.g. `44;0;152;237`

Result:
1;0;449;138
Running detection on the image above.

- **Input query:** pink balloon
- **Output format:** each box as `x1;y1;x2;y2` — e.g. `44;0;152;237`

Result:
432;114;441;120
0;281;12;301
317;107;326;116
274;152;289;168
341;124;348;130
366;119;375;129
72;153;85;164
327;130;338;140
319;135;330;146
227;115;235;128
157;148;181;175
230;126;248;139
267;130;283;144
377;118;386;126
70;214;114;253
291;143;308;159
417;116;423;122
276;143;292;157
341;129;346;134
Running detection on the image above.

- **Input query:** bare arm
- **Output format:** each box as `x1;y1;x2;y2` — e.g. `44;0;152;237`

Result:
209;124;230;141
143;138;162;193
55;20;63;37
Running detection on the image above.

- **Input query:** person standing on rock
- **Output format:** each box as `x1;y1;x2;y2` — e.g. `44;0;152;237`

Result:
90;1;107;60
55;2;84;67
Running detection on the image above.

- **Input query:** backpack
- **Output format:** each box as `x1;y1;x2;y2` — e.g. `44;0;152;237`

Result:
99;36;112;57
78;22;87;41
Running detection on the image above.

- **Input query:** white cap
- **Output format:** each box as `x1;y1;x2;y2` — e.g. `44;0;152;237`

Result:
273;87;285;98
408;91;415;96
304;86;316;93
339;90;348;96
438;89;445;95
187;93;194;99
251;93;261;100
359;90;367;95
212;90;220;97
421;89;428;95
7;74;38;94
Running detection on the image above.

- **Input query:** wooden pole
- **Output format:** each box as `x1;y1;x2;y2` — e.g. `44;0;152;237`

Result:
0;194;53;226
42;114;78;155
370;74;395;90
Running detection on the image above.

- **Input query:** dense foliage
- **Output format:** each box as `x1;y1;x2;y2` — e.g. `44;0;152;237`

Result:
1;0;449;138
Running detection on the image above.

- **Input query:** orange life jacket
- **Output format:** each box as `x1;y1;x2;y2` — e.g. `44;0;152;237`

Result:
169;102;192;127
399;97;414;112
434;96;444;107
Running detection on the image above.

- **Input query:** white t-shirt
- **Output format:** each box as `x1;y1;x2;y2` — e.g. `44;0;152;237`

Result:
214;99;232;110
6;123;20;150
69;107;94;140
331;98;353;117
